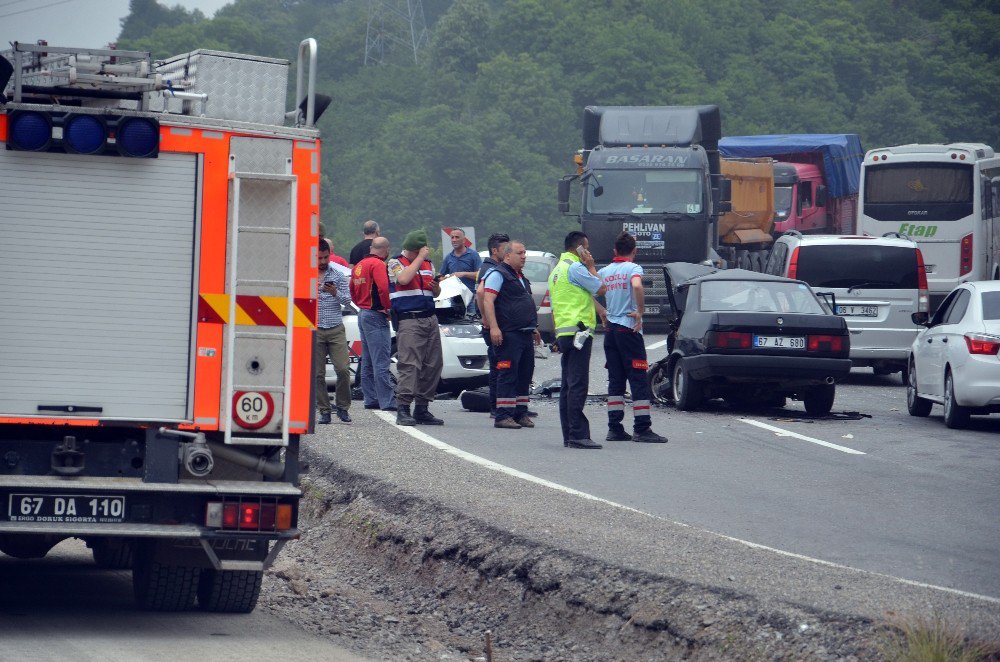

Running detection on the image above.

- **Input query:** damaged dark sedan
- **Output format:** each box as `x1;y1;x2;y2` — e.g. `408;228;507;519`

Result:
648;263;852;414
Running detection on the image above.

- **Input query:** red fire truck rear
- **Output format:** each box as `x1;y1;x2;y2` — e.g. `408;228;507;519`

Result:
0;39;325;612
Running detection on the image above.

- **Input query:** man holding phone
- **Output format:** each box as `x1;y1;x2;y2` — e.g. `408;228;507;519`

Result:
547;231;607;449
315;238;353;424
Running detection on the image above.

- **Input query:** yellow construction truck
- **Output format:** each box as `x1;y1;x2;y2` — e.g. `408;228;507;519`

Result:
718;157;776;271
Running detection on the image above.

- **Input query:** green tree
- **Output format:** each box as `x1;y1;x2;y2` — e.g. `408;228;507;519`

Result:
118;0;203;42
430;0;493;75
854;82;944;147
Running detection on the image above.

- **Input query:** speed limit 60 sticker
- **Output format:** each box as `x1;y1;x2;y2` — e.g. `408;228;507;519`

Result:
232;391;275;429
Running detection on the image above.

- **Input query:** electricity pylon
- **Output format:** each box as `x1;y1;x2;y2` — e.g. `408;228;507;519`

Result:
364;0;429;66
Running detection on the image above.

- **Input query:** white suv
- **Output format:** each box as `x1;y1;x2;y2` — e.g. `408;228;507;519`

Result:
763;232;929;382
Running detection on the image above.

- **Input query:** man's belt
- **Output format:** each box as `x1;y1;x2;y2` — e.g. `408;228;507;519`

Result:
395;309;436;320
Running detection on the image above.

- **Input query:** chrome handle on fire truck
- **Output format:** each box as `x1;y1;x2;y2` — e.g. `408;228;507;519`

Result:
295;38;317;127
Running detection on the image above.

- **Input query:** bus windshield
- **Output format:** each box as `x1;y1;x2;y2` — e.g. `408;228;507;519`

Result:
865;164;973;204
863;163;973;222
587;169;703;215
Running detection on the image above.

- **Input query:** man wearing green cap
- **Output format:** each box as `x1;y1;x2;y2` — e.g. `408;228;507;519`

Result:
387;230;445;426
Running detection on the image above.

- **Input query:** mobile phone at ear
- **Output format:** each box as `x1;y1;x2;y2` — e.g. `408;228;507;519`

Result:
576;246;586;257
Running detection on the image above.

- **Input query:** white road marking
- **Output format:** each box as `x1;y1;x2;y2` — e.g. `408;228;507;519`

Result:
739;418;866;455
372;412;999;604
644;339;667;350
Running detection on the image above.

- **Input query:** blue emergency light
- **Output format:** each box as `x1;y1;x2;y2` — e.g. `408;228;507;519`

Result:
116;117;159;158
8;111;52;151
6;110;159;158
64;115;107;154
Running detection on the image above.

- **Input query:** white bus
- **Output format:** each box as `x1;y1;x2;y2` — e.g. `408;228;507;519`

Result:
857;143;1000;310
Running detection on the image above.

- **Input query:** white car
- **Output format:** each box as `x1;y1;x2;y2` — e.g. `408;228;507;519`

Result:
907;281;1000;428
325;278;489;394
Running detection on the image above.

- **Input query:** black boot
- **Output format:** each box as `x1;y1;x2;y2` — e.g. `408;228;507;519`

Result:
606;426;632;441
633;429;668;444
413;403;444;425
395;404;417;426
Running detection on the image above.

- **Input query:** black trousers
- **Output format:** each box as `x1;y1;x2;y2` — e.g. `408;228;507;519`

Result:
604;323;652;432
558;334;592;442
495;330;534;420
484;332;498;414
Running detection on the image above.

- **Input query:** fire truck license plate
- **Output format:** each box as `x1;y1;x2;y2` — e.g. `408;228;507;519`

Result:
8;494;126;523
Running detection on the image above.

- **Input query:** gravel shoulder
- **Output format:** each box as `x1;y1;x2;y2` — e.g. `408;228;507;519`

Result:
261;407;1000;660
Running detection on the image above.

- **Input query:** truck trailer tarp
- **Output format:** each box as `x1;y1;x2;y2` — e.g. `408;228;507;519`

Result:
718;134;864;199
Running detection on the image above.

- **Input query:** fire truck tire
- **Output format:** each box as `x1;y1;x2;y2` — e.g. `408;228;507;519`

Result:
90;539;134;569
133;548;200;611
198;569;263;613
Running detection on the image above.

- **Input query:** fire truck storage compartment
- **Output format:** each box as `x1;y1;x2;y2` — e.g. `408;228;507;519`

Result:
153;50;290;125
0;149;198;421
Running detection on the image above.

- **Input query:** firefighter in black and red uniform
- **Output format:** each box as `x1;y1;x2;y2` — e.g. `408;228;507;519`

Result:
597;231;668;444
480;240;542;429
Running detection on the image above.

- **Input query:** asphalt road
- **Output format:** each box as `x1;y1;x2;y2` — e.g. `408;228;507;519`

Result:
411;331;1000;599
0;539;366;662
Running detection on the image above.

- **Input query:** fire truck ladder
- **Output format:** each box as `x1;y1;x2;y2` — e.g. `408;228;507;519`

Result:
4;43;159;106
223;162;298;447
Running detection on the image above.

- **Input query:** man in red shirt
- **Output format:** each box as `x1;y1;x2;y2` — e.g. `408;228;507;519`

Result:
349;237;396;411
324;237;349;268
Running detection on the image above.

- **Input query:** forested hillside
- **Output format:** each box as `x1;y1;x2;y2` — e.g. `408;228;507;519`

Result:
118;0;1000;253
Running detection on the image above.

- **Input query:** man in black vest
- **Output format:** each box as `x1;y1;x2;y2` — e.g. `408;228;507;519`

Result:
476;232;508;418
480;240;542;429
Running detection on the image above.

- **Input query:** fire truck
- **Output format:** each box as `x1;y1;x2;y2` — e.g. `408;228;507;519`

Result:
0;39;326;612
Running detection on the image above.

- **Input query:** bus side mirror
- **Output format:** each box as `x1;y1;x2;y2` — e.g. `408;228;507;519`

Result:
557;179;571;213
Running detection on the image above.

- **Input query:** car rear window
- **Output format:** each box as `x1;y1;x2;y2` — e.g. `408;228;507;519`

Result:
795;245;918;289
982;292;1000;320
700;280;825;314
521;259;552;283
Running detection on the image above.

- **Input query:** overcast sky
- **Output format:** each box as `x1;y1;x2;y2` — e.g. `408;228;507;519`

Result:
1;0;234;49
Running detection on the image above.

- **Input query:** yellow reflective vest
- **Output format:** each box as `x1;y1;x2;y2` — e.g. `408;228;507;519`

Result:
548;252;597;337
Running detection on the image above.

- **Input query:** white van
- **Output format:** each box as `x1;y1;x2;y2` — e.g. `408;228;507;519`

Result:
764;233;929;382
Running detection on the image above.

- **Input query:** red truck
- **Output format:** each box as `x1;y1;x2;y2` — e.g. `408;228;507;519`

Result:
719;134;864;237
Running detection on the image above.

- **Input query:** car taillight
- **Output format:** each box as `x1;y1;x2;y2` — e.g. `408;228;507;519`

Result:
205;500;293;531
960;233;973;276
965;333;1000;356
708;331;752;349
807;335;845;352
787;247;799;279
540;290;551;308
915;249;930;313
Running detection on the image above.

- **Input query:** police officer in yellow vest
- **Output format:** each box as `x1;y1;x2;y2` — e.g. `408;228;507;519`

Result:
548;231;607;449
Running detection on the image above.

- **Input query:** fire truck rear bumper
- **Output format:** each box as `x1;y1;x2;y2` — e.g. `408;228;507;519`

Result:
0;476;302;570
